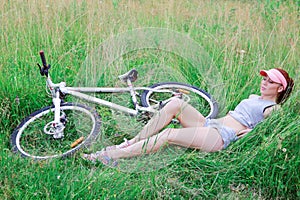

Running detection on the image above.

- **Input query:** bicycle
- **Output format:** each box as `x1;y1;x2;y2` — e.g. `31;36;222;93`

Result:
11;51;218;160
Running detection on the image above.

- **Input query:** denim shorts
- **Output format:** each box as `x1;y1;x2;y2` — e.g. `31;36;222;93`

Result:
204;119;238;149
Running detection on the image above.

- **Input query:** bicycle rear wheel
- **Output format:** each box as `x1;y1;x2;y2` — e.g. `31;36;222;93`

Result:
141;82;218;119
11;103;101;160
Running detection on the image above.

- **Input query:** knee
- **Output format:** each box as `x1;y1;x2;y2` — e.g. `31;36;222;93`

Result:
145;129;172;153
165;98;185;115
158;128;173;144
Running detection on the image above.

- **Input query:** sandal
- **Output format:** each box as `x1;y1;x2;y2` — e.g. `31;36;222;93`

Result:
82;151;118;167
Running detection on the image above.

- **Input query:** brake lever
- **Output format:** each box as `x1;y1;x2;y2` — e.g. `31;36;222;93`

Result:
37;63;51;77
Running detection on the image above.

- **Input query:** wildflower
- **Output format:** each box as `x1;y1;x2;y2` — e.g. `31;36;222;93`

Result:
15;96;20;105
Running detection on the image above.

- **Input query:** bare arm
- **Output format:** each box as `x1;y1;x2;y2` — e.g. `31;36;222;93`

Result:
263;104;280;118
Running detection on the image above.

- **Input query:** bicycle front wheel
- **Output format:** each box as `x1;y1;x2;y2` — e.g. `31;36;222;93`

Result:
141;82;218;119
11;103;101;160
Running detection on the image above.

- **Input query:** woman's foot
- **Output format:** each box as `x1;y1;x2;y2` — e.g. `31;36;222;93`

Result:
104;138;131;151
82;151;118;167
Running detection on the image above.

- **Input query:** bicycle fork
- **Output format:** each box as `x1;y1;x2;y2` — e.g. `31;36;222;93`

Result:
43;90;66;139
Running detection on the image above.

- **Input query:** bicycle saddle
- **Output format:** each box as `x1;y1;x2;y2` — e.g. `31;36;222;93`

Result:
118;69;138;82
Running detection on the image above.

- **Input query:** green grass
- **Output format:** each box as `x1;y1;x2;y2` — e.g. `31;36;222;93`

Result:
1;0;299;199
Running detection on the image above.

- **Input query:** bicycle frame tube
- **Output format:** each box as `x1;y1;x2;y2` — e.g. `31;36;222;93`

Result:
64;81;140;115
65;87;132;93
65;90;139;115
62;85;173;115
53;90;62;123
127;79;138;109
64;86;171;93
48;73;174;116
46;75;65;123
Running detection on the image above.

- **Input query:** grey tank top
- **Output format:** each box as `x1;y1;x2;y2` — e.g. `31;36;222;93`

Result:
228;96;276;129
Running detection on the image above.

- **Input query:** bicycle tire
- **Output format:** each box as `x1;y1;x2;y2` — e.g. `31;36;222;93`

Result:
11;102;101;160
140;82;218;119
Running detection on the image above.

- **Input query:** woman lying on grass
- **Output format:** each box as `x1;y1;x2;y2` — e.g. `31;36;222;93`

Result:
83;68;294;166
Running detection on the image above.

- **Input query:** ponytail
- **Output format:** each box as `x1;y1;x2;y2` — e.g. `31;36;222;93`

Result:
275;68;294;104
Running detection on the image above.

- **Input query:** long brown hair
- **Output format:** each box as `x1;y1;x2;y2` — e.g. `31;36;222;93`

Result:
275;68;294;104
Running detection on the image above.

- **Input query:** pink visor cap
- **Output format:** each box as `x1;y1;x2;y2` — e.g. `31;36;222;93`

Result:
260;69;287;90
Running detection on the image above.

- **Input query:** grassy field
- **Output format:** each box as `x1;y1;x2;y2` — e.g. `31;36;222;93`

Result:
1;0;299;199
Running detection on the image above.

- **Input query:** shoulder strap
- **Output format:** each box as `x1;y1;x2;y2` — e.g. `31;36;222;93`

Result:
263;103;277;113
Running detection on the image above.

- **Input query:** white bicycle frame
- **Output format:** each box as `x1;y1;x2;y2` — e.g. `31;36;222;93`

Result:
45;72;182;133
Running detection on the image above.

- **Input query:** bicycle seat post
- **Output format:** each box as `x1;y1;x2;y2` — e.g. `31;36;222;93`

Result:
127;78;139;110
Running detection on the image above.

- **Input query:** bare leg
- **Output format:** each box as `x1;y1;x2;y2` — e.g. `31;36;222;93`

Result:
107;127;223;160
128;98;206;145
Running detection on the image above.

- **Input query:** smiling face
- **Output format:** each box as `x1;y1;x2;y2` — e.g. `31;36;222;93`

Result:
260;76;284;98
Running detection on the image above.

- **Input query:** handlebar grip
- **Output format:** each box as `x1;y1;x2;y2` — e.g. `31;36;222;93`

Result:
39;50;48;68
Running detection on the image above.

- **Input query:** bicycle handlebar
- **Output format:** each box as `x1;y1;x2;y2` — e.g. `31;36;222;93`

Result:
39;50;48;68
37;50;51;77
